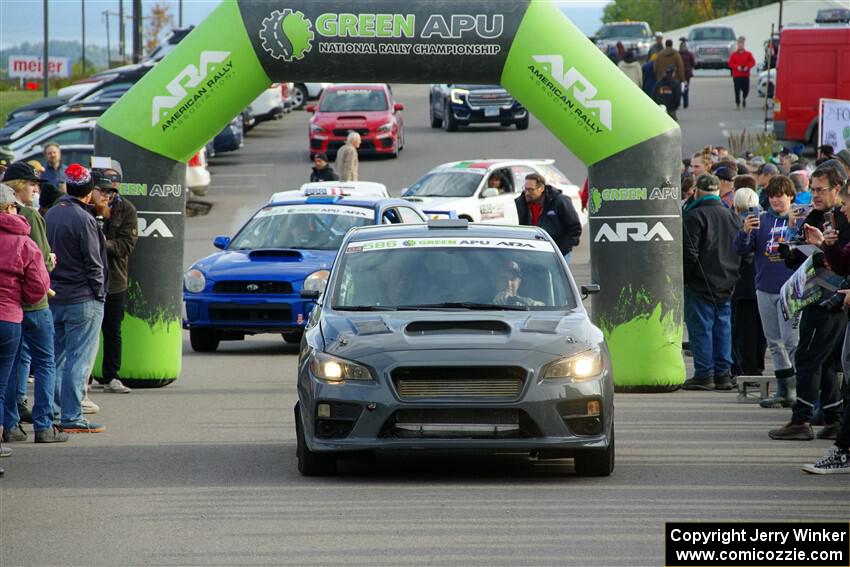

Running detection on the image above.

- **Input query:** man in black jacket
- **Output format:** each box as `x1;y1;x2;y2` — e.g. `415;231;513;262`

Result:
682;174;742;390
92;164;137;394
770;164;850;440
515;173;581;262
309;153;339;182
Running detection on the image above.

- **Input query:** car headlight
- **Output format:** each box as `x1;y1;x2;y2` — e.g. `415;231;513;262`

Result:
542;349;603;382
309;351;373;383
310;123;327;135
303;270;330;293
376;121;393;134
450;88;469;104
183;268;206;293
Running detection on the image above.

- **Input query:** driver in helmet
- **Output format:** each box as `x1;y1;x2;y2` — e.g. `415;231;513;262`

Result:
493;261;544;306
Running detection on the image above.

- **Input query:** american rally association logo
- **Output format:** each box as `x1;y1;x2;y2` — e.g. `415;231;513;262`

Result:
260;9;315;61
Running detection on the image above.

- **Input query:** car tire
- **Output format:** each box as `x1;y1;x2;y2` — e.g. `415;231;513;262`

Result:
429;100;441;128
292;84;308;110
282;331;303;344
442;101;457;132
574;426;615;477
295;402;337;476
190;329;220;352
515;115;530;130
190;185;209;198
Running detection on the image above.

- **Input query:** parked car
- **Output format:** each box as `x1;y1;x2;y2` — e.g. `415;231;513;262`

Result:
429;84;528;132
144;26;195;62
182;186;428;352
593;21;653;60
18;144;93;171
211;116;244;154
291;82;332;110
757;69;776;98
687;26;737;69
402;159;586;227
0;118;95;162
773;24;850;147
294;220;613;476
248;83;284;123
306;83;404;159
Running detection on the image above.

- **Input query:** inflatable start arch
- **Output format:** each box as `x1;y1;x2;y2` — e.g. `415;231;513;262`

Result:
95;0;684;390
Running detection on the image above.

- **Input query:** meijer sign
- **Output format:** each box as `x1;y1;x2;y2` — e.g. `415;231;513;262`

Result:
9;55;71;79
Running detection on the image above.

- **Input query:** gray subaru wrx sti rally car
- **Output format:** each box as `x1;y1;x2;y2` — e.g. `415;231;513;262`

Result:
295;220;614;476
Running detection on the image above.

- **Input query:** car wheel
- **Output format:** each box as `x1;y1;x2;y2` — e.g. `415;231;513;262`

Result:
190;185;208;198
442;101;457;132
515;115;530;130
282;331;303;344
190;329;220;352
429;100;441;128
295;402;337;476
574;426;615;477
292;84;308;110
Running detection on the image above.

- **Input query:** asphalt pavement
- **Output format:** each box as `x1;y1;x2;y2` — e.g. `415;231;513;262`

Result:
1;78;846;567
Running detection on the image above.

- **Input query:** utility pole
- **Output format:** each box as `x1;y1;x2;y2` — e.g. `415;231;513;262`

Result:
43;0;49;97
132;0;143;63
81;0;86;74
104;10;112;66
778;0;784;30
119;0;125;64
179;0;183;27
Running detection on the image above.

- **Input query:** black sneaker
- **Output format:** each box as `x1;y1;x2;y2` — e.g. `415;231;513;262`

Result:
714;374;734;391
34;426;69;443
742;99;747;108
769;421;814;440
817;422;841;440
18;400;33;424
802;446;850;475
682;377;714;390
2;424;28;442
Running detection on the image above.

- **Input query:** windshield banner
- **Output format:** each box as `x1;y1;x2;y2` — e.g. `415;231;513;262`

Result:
256;204;372;218
346;237;554;253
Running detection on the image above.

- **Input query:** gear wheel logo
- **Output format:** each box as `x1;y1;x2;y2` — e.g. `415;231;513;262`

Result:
259;9;314;62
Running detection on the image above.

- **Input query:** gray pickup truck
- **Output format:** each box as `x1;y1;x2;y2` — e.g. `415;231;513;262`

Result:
688;26;737;69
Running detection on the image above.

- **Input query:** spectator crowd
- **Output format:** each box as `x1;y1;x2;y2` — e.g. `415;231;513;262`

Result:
0;144;137;478
679;143;850;475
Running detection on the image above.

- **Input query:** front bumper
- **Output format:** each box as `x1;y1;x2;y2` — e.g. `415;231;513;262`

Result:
451;104;527;125
310;133;396;156
183;293;315;335
297;354;614;455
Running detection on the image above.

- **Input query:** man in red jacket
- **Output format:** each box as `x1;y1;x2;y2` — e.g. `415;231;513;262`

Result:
728;36;756;109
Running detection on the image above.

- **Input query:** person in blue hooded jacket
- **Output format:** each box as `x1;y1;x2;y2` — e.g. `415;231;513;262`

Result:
734;175;799;408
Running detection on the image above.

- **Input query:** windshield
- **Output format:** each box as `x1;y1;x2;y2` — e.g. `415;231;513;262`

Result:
331;239;576;310
229;204;374;251
404;171;484;198
597;24;650;39
689;28;736;41
319;89;388;112
9;122;60;151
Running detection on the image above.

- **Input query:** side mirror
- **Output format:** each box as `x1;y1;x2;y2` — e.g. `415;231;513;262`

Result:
213;235;230;250
300;289;321;300
481;187;499;199
581;284;601;300
394;102;405;112
305;104;316;113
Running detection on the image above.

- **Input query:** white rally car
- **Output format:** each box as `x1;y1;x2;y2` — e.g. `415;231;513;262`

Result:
401;159;586;227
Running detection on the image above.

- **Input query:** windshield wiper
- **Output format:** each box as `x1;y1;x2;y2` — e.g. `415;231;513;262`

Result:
332;305;397;311
396;302;529;311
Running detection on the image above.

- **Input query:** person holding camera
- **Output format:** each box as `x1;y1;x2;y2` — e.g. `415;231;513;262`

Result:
769;165;850;441
800;179;850;473
734;176;799;408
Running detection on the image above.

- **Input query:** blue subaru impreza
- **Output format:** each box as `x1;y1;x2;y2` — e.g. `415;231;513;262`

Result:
183;187;430;352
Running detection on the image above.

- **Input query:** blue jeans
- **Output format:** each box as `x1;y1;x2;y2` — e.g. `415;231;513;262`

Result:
0;321;22;424
15;347;28;403
684;288;732;379
51;301;104;424
4;308;57;431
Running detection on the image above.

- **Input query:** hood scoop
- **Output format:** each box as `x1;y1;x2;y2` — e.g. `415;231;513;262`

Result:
352;318;392;336
337;115;367;121
405;320;511;335
521;318;562;334
248;249;303;262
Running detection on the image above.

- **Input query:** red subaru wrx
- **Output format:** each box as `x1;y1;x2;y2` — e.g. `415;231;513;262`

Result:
306;83;405;160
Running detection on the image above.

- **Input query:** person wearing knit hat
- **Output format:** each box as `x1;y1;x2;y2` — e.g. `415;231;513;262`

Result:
44;163;108;434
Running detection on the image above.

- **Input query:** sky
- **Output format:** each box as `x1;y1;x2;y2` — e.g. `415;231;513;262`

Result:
0;1;610;51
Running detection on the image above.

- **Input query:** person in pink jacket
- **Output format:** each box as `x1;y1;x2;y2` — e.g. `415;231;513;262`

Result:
0;184;51;476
